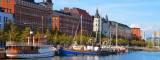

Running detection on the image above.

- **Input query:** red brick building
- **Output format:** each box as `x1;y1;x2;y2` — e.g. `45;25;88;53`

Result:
52;11;80;35
131;28;141;39
52;8;93;35
0;0;53;30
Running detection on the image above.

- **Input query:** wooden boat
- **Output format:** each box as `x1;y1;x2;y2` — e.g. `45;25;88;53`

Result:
6;42;56;58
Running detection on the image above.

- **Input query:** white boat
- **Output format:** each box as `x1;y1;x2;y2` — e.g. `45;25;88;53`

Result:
6;42;56;58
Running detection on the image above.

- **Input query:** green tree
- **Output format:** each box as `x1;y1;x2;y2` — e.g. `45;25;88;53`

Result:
0;29;5;42
4;21;12;32
2;21;12;41
35;30;41;42
8;23;20;42
58;34;72;45
2;31;10;42
2;21;22;42
74;34;90;45
130;40;146;47
146;40;153;48
45;29;51;40
111;39;129;46
45;29;54;44
20;27;31;42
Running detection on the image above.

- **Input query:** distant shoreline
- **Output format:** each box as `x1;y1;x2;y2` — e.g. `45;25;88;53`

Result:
128;47;160;52
142;48;160;52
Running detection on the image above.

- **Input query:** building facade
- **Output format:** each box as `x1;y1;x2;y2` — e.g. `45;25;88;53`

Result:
63;7;93;35
0;7;14;29
93;9;108;36
93;9;101;33
106;21;132;40
52;8;93;35
52;10;80;35
0;0;53;30
131;28;141;39
102;16;109;36
92;9;132;40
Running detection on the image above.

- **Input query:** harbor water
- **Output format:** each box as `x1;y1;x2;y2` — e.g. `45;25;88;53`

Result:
4;51;160;60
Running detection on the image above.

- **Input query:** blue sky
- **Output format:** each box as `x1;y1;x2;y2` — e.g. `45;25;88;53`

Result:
36;0;160;38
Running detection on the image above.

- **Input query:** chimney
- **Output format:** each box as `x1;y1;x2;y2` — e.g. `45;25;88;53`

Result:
64;7;70;13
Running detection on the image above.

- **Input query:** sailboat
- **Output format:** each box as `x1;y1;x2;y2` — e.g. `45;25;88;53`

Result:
6;16;56;58
99;16;128;54
58;15;103;56
110;24;128;53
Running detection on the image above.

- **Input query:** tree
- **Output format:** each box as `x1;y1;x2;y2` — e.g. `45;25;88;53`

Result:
1;31;10;42
8;23;20;42
0;29;5;42
4;21;12;32
2;21;22;42
45;29;53;44
58;34;72;45
111;39;129;46
74;33;90;45
35;30;41;42
20;27;31;42
146;40;153;48
130;40;146;47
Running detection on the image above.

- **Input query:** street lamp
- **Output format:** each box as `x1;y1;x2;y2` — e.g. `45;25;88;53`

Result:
28;31;33;45
30;31;33;35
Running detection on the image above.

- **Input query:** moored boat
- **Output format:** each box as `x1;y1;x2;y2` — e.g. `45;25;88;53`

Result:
100;46;128;55
58;45;108;56
6;42;56;58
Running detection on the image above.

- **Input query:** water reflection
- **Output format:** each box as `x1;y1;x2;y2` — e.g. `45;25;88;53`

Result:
52;56;99;60
4;51;160;60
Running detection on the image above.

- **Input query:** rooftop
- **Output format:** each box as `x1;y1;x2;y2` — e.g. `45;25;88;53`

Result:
108;21;130;28
22;0;35;3
54;10;71;16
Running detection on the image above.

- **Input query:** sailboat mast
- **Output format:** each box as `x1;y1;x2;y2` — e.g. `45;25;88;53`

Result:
42;16;44;34
99;18;102;45
109;25;112;47
152;32;155;47
158;32;159;48
158;32;160;48
116;24;118;46
80;15;83;45
9;31;12;43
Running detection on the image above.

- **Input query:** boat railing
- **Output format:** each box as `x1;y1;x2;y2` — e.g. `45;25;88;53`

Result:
6;41;53;47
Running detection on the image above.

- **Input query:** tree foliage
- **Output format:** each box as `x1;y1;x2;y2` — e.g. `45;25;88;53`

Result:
20;27;31;42
112;39;129;46
146;40;153;48
130;40;146;47
2;21;21;42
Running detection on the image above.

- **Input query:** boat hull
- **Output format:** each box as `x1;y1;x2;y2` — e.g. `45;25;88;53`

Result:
58;48;126;56
7;51;55;58
58;48;98;56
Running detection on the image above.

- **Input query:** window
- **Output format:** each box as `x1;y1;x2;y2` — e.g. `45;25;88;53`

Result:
6;17;8;23
6;0;10;3
3;17;5;23
0;24;1;29
0;16;1;23
3;17;8;23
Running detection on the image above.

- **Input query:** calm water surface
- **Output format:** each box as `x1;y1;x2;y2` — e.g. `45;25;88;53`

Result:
4;51;160;60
